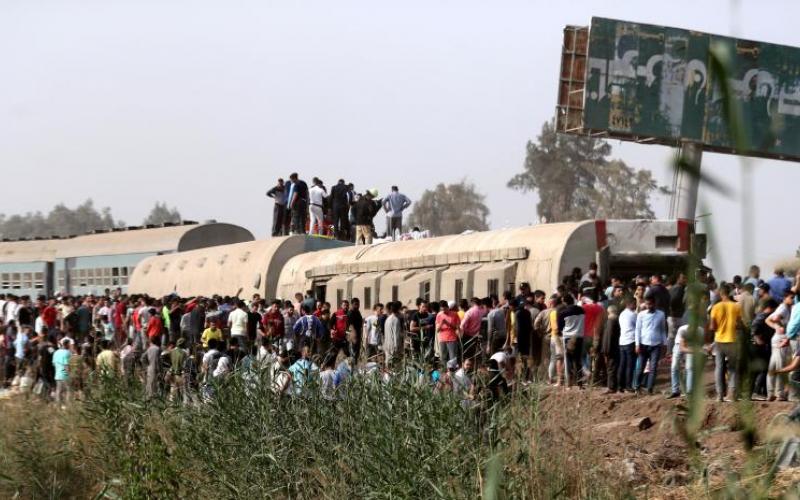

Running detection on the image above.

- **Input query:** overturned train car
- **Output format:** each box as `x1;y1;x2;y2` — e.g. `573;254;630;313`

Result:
129;219;704;306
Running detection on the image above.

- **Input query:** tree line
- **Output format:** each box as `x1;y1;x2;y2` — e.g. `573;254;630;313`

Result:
0;201;181;240
408;121;668;234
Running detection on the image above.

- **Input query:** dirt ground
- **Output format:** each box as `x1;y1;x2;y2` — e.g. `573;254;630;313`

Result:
535;362;800;498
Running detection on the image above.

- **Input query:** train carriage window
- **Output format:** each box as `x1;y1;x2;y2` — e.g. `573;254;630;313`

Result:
34;272;44;289
120;276;128;286
487;279;499;297
1;273;9;288
391;285;399;303
121;267;129;276
454;279;464;303
57;270;65;288
506;282;515;293
22;273;32;289
11;273;21;289
336;289;344;306
419;281;431;302
112;267;119;277
364;287;372;309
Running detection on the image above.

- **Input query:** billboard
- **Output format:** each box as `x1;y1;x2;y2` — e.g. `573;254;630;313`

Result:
556;17;800;162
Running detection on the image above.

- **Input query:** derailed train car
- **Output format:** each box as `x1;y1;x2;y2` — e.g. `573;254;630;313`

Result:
129;219;704;305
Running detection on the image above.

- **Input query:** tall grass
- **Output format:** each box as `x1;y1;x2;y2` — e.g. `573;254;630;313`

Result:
0;369;631;499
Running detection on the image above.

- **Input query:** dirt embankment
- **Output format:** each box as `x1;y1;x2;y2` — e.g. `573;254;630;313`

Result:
535;384;800;498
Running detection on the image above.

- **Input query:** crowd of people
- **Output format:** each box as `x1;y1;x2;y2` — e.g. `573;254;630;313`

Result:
266;174;413;244
2;263;800;407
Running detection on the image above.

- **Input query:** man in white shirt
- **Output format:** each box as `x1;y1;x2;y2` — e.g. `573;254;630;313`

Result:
228;300;250;350
453;357;475;399
308;177;327;235
0;294;6;323
617;296;637;392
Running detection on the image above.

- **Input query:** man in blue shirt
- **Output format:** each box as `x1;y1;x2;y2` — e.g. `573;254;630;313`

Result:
52;339;72;405
633;297;667;394
383;186;412;241
13;326;30;371
768;268;792;303
293;305;323;353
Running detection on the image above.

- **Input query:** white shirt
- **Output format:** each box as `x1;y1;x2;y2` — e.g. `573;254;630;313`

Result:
674;325;686;353
309;185;326;206
228;308;249;337
5;301;18;323
453;368;473;397
202;349;219;370
618;308;637;346
34;315;46;335
769;303;791;327
320;369;337;400
365;314;380;346
490;351;507;366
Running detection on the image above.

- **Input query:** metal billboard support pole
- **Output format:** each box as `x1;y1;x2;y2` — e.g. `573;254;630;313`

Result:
671;142;703;222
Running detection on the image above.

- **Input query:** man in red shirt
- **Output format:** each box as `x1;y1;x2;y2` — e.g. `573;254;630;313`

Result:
261;300;285;346
460;297;484;363
579;287;605;383
41;298;58;329
146;307;164;345
330;300;350;358
437;300;461;364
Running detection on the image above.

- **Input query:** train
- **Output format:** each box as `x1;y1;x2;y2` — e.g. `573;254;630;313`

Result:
0;221;254;297
128;219;705;307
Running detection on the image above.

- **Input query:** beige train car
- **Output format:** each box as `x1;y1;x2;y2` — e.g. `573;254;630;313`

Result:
276;222;600;308
276;219;702;307
128;236;349;299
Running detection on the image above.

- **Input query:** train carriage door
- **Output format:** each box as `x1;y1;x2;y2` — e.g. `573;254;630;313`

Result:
45;262;54;297
596;246;610;286
314;283;327;303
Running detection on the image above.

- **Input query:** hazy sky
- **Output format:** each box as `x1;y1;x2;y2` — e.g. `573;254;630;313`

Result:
3;0;799;278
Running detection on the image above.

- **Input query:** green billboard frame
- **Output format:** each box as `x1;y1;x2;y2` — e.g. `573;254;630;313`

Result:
556;17;800;162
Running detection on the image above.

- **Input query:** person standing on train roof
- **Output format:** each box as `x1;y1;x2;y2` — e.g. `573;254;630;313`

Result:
383;185;411;241
354;189;379;245
308;177;327;236
329;178;351;241
266;177;286;237
287;172;309;235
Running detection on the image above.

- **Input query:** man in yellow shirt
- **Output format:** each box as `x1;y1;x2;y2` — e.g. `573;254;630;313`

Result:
95;339;120;375
709;284;743;401
201;318;223;349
